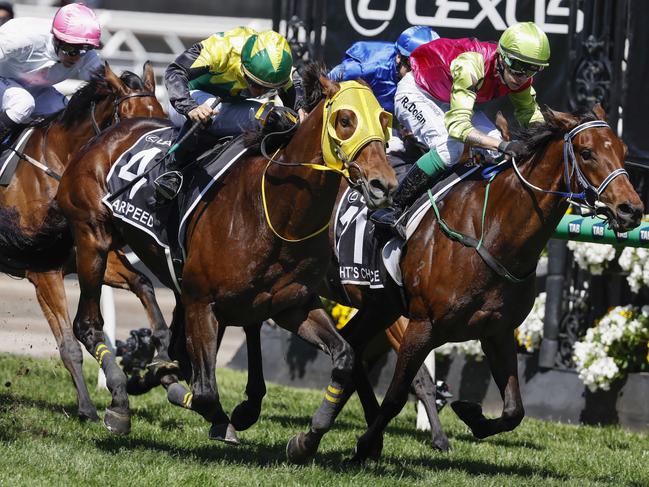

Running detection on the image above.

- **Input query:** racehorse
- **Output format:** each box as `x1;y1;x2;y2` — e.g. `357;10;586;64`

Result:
56;63;398;457
326;105;643;461
0;63;167;421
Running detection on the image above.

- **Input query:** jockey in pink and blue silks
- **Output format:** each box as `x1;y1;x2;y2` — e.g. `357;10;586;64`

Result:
372;22;551;237
0;3;102;142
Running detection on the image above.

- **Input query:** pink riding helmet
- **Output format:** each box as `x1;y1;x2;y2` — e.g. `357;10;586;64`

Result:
51;3;101;47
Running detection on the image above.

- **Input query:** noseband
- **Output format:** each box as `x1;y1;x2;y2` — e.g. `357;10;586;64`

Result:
512;120;629;210
90;91;157;135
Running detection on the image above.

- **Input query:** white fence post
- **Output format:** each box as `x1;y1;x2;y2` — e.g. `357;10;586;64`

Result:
416;350;436;431
97;285;116;390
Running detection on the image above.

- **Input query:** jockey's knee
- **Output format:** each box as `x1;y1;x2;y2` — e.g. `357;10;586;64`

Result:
4;97;35;124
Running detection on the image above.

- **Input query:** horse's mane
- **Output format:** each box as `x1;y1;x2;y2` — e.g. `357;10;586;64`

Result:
243;61;329;155
508;109;599;161
58;69;145;129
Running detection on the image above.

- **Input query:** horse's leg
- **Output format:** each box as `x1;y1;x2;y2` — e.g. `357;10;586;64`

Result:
25;270;99;421
411;364;450;451
277;300;354;464
73;225;131;435
183;298;238;444
452;329;524;439
230;322;266;431
352;318;434;462
103;250;172;361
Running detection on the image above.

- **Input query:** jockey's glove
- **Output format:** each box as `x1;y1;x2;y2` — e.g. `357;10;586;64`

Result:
498;139;527;158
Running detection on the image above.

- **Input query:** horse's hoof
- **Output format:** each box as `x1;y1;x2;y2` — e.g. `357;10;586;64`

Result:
78;407;100;422
147;359;180;378
209;423;239;445
231;401;261;431
103;408;131;435
351;433;383;463
166;382;192;409
432;435;452;452
286;432;316;465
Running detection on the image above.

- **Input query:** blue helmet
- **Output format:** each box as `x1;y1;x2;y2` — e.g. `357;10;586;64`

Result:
396;26;440;56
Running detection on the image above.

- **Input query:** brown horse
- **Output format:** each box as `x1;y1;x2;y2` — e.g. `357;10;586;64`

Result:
56;63;398;456
0;63;167;420
325;105;644;461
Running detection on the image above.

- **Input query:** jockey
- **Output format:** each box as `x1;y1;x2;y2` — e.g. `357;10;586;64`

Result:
328;25;439;114
155;26;296;200
0;3;102;142
371;22;550;237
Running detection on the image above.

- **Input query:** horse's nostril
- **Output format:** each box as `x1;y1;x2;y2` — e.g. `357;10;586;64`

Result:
617;203;643;224
369;178;388;196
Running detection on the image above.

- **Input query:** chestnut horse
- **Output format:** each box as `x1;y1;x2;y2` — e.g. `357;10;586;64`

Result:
57;64;397;458
0;63;167;420
324;105;643;461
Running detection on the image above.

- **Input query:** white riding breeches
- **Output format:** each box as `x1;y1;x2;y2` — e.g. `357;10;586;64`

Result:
0;77;67;123
394;72;501;168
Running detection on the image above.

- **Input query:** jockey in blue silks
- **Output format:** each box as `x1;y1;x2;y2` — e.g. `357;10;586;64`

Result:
328;26;439;115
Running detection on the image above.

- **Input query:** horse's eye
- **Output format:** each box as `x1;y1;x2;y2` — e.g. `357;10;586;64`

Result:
340;117;351;128
580;149;592;160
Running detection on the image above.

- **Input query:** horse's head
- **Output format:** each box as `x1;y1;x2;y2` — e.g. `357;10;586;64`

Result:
60;62;165;135
104;62;166;120
543;105;643;231
311;70;397;209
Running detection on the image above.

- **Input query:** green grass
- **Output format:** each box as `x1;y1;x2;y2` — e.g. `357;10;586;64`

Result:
0;353;648;486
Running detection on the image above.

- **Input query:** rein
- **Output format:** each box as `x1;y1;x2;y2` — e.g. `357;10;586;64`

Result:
90;91;157;135
430;120;625;283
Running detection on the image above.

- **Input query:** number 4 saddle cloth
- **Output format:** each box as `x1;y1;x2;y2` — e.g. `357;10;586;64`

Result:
103;125;249;291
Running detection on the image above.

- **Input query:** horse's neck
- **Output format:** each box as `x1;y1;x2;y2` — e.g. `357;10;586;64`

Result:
46;99;113;168
493;141;569;267
264;102;340;240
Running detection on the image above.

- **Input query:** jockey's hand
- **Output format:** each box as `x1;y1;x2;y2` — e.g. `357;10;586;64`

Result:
187;104;218;125
498;139;527;159
298;108;307;122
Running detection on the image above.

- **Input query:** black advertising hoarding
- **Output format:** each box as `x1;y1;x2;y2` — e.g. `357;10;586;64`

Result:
324;0;578;116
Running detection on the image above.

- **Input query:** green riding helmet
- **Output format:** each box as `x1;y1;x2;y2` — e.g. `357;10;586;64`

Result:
498;22;550;74
241;30;293;89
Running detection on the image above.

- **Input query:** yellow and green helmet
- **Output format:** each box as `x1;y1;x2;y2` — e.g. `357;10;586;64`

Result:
241;30;293;89
498;22;550;72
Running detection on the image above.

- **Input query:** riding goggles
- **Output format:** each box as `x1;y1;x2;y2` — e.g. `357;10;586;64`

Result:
503;56;544;78
56;40;94;57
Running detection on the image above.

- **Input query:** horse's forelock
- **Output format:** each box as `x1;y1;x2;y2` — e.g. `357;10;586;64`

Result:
302;61;330;112
120;70;145;90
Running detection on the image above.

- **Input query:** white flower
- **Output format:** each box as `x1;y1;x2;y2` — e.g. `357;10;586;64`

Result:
517;293;546;352
567;241;617;275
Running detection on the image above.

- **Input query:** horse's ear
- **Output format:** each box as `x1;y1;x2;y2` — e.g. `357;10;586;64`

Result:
495;111;510;141
319;74;339;98
142;61;156;93
592;103;607;121
544;106;578;132
104;62;128;97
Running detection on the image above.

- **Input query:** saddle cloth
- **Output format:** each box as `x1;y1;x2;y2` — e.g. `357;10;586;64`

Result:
0;127;35;186
102;125;250;292
334;160;506;289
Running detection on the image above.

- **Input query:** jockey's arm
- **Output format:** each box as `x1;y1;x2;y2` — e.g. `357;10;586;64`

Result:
164;38;222;117
328;57;363;82
509;85;544;126
444;52;502;152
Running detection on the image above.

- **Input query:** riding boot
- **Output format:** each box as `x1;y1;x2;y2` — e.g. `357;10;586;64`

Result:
370;164;434;238
153;126;200;201
0;111;18;146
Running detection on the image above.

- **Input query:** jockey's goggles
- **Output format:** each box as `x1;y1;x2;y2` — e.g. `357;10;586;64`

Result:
55;39;93;57
503;56;544;78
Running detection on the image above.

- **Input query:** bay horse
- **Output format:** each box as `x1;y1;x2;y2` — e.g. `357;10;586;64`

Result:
325;105;643;461
0;62;167;421
56;63;398;456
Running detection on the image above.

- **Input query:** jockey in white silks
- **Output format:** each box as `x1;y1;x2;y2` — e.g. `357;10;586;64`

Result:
0;3;102;141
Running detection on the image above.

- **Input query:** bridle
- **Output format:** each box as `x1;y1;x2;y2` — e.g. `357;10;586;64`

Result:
511;120;629;212
90;91;157;135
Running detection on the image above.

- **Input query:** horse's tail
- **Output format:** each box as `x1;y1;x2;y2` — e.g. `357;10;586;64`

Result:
0;204;73;273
